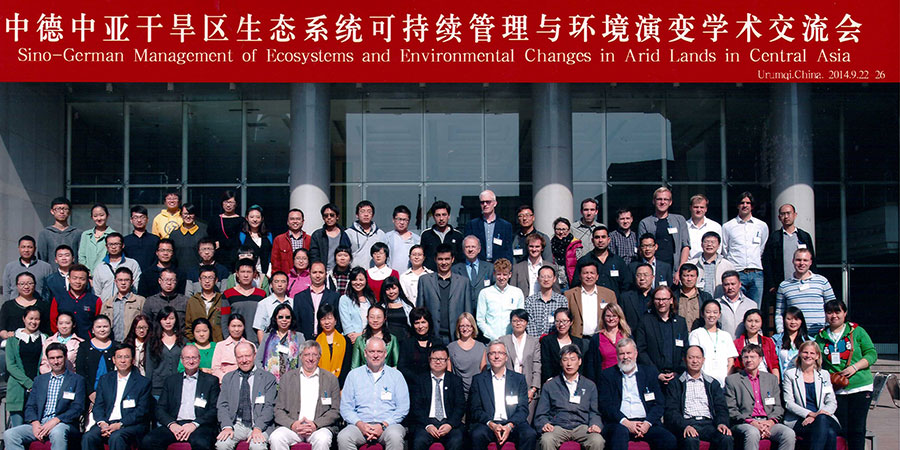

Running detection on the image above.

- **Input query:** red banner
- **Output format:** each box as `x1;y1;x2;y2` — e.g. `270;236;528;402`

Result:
1;0;897;82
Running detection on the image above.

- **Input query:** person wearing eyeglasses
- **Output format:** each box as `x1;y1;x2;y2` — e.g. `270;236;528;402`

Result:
309;203;352;272
463;190;514;263
91;233;142;301
384;205;421;273
37;197;82;266
407;345;465;450
511;205;552;264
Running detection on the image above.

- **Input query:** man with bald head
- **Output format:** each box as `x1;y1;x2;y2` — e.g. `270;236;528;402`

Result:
338;337;410;450
464;190;514;263
216;342;278;450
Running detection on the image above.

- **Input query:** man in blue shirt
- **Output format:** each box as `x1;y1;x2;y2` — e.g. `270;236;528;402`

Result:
337;337;409;450
464;190;513;263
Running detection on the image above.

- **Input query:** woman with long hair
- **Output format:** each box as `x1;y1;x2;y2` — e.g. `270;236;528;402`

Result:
239;204;274;277
315;303;352;386
782;341;841;450
687;299;738;387
584;304;631;381
338;267;377;344
378;276;415;336
540;307;585;383
256;302;305;383
397;307;440;382
208;190;243;269
39;311;84;373
145;306;184;398
732;308;781;379
122;313;151;375
772;306;811;379
78;203;115;270
349;304;399;369
211;313;251;381
447;312;486;397
5;306;47;426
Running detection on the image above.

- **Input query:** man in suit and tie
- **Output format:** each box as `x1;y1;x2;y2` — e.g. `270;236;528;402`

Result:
468;340;538;450
3;343;86;450
82;344;153;450
408;346;466;450
598;337;676;450
463;190;514;263
418;244;472;344
511;233;560;297
270;340;342;450
294;261;342;337
452;236;495;304
499;309;542;414
216;341;278;450
140;345;221;449
629;234;674;289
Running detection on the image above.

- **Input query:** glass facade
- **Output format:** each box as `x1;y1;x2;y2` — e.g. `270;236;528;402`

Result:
64;82;898;346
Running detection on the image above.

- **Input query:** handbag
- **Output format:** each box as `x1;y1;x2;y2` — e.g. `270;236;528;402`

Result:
829;325;855;390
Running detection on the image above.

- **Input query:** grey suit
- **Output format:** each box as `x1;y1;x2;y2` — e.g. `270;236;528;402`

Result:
510;260;560;297
781;368;839;429
452;260;494;305
500;333;542;392
216;368;278;450
724;370;795;450
416;272;472;343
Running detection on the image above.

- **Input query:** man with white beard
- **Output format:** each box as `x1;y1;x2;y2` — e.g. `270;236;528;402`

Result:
597;338;676;450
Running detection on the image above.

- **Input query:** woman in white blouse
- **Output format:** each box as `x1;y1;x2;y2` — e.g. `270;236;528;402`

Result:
688;299;738;386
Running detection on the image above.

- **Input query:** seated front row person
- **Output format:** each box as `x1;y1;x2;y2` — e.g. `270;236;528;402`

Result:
216;341;278;450
270;340;342;450
3;343;86;450
724;344;796;450
598;337;676;450
408;345;466;450
468;340;538;450
338;336;409;450
534;344;605;450
664;345;734;450
141;345;221;449
82;344;153;450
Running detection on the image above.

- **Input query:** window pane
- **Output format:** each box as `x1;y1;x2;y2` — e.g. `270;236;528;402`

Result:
425;108;482;182
606;98;665;182
810;90;840;182
485;113;522;183
364;185;423;232
725;92;769;182
848;267;898;344
361;97;423;182
70;188;124;232
812;185;841;265
844;88;900;181
485;183;532;226
129;102;182;184
846;185;899;264
245;186;290;237
573;183;606;223
423;184;480;231
331;96;363;184
71;103;123;185
246;100;290;184
187;101;241;184
330;185;363;229
667;98;721;182
606;184;658;228
573;112;605;182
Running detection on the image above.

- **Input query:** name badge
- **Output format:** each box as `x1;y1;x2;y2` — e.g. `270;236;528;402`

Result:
797;243;807;249
634;247;638;254
63;391;76;400
505;395;518;405
484;279;491;287
764;397;776;406
381;390;393;401
610;270;619;277
277;344;290;354
194;397;207;408
798;283;809;291
600;302;608;309
513;248;524;256
643;392;655;402
675;339;685;347
548;315;555;323
570;395;582;404
83;305;92;312
122;399;136;409
321;397;332;405
255;395;266;404
493;237;503;246
697;279;705;287
667;227;678;234
830;352;841;364
752;236;762;244
659;280;668;286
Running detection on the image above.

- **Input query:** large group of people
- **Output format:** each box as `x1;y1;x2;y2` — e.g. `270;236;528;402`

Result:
0;187;878;450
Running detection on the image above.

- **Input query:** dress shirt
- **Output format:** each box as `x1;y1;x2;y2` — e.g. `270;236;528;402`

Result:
681;372;711;418
466;260;480;281
609;229;638;264
177;372;198;422
429;373;445;419
722;216;769;271
253;294;292;332
340;364;409;426
399;267;432;304
511;333;526;372
299;369;320;421
620;368;647;420
688;218;723;260
42;373;65;423
477;284;526;341
747;372;767;419
698;255;718;296
491;370;508;422
688;327;738;387
581;286;599;336
108;372;131;422
526;259;542;296
484;220;497;261
384;230;421;272
524;292;569;337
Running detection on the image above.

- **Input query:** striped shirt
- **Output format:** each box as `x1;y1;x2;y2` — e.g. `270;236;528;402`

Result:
42;373;65;423
775;273;836;335
609;229;638;264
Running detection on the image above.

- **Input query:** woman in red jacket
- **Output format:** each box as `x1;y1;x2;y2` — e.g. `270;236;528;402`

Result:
732;308;781;379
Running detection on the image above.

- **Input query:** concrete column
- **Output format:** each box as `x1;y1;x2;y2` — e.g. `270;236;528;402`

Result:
531;84;574;235
289;83;331;231
769;83;815;242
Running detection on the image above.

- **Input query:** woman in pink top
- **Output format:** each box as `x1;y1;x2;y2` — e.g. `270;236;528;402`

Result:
39;311;83;374
211;313;250;381
286;248;312;297
584;303;632;381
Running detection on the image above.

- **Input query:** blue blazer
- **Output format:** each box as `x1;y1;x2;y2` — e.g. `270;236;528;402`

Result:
598;364;666;426
92;370;152;427
464;217;514;263
293;287;342;337
468;369;530;426
24;370;86;425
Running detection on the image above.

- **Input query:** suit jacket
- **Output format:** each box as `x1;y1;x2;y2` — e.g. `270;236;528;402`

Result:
468;369;530;426
274;368;342;432
92;370;153;427
540;333;585;383
629;259;674;289
452;260;495;305
510;260;560;297
762;228;816;291
618;290;651;332
664;372;730;431
724;370;785;424
293;288;342;337
464;216;514;263
156;370;221;427
408;370;466;429
564;286;617;338
23;370;86;425
416;272;472;337
217;368;278;433
598;364;666;426
499;334;542;391
781;367;839;428
634;312;689;373
582;334;607;385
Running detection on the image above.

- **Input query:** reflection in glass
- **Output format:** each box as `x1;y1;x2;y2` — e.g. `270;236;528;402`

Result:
71;103;124;184
246;100;290;184
129;103;182;184
187;102;241;184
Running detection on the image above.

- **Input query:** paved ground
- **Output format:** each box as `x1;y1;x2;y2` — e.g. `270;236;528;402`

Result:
868;387;899;450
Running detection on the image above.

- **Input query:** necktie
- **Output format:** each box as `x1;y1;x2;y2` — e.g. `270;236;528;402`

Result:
468;263;476;281
433;376;445;421
238;370;253;424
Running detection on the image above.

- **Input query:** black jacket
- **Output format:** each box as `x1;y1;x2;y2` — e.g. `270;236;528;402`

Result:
598;364;666;426
408;370;466;429
156;370;221;428
292;287;342;337
635;312;689;374
309;226;352;266
540;332;585;383
420;226;464;272
762;227;816;291
664;372;730;430
619;289;651;332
